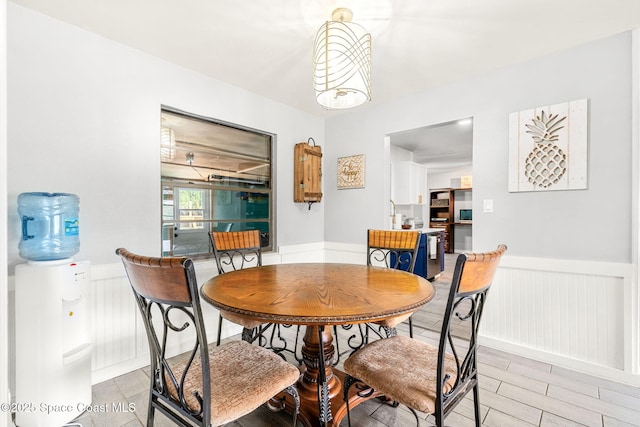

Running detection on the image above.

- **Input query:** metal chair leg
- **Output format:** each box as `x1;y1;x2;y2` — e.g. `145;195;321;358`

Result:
409;316;413;338
473;383;481;427
216;314;223;346
146;394;155;427
343;375;358;427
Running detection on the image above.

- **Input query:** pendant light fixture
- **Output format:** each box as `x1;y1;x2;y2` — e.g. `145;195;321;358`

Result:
313;7;372;110
160;127;176;161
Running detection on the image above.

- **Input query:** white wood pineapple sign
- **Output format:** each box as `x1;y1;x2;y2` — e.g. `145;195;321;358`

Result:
509;99;588;192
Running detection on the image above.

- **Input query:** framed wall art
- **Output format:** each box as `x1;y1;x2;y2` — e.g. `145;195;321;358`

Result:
508;98;588;192
337;154;365;189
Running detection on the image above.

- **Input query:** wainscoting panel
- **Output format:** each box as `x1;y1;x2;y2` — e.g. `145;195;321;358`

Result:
277;242;325;264
8;244;638;389
480;256;636;384
323;242;366;265
91;275;139;372
90;261;228;384
89;264;146;384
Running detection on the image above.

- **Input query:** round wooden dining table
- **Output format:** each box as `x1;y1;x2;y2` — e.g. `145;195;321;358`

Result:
200;262;435;427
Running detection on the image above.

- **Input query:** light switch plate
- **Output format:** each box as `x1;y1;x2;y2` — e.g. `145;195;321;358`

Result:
483;199;494;213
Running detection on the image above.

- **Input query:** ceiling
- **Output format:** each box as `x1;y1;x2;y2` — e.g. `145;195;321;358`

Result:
161;110;271;183
11;0;639;172
391;118;473;172
11;0;640;117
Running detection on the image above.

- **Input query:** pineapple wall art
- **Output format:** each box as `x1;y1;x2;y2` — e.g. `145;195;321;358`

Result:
508;99;588;192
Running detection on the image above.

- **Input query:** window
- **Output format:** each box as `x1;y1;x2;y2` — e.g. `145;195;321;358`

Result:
160;108;273;257
177;188;206;230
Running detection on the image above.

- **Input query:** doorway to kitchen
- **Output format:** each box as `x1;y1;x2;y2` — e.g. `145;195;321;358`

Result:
389;117;473;254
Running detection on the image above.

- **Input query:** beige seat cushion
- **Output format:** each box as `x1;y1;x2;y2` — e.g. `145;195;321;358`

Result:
373;311;413;328
166;340;300;426
220;310;264;329
343;335;457;414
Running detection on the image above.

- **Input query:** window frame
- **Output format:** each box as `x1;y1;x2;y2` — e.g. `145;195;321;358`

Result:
160;106;275;258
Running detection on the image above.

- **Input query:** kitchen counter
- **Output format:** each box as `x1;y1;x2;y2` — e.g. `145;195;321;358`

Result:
389;227;443;234
419;227;445;234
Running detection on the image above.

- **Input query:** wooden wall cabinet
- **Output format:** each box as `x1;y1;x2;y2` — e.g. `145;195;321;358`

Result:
294;141;322;207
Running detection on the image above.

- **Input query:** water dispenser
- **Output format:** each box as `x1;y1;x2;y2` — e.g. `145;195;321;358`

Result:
14;193;91;426
18;192;80;261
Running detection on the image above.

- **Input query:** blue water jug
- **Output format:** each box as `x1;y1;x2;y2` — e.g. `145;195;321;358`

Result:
18;192;80;261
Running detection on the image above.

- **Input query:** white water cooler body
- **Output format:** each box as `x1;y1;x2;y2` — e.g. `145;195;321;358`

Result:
15;259;92;427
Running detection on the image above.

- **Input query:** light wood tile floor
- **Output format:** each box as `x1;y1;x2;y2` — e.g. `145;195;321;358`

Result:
73;255;640;427
76;329;640;427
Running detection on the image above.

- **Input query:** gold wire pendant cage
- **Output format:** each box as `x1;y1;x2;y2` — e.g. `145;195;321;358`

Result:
313;8;372;109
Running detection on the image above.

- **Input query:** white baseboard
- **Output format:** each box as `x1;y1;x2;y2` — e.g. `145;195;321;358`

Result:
91;359;148;386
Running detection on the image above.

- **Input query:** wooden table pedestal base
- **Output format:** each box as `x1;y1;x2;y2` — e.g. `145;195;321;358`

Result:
273;325;377;427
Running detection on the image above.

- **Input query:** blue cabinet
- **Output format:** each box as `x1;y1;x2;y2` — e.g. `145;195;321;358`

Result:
414;232;444;280
391;231;444;280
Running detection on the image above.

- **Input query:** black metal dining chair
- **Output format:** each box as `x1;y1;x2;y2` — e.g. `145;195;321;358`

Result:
336;230;421;360
342;244;507;427
209;230;300;361
116;248;300;427
366;229;421;338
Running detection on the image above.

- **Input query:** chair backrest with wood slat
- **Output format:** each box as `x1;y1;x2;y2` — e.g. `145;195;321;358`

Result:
209;230;263;274
457;246;506;295
367;229;421;272
117;249;193;304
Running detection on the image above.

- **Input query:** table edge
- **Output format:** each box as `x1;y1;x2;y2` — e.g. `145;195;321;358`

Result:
200;263;436;325
201;292;435;326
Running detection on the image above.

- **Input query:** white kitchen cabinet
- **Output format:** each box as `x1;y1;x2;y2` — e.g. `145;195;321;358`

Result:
391;161;427;205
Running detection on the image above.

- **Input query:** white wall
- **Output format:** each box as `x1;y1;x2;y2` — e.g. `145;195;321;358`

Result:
6;4;325;273
428;165;474;190
631;27;640;384
389;144;413;163
325;31;632;264
1;0;9;424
